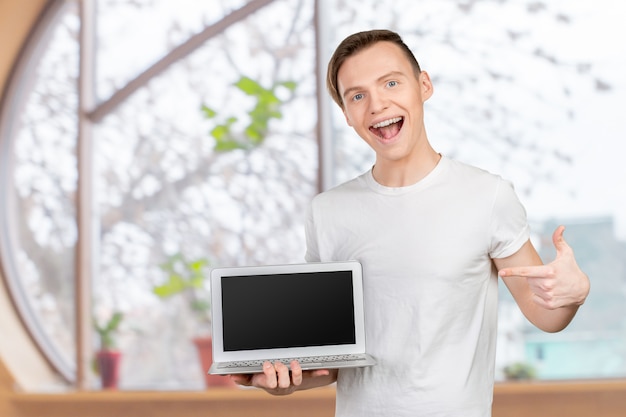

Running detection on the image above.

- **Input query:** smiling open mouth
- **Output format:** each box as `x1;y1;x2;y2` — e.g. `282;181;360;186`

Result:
369;117;404;140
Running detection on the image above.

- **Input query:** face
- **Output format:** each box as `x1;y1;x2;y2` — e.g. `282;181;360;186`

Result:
337;41;433;166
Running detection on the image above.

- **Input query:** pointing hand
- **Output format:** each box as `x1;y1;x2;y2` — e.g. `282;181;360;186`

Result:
499;225;590;310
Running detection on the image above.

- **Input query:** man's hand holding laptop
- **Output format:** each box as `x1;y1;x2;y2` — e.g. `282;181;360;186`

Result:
209;262;375;391
230;360;338;395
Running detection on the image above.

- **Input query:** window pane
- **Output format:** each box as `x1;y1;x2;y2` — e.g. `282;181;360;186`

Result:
0;3;80;380
95;0;250;101
525;219;626;379
322;0;626;380
93;0;316;389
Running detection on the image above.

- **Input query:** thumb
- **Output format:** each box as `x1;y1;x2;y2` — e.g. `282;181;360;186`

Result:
552;225;570;256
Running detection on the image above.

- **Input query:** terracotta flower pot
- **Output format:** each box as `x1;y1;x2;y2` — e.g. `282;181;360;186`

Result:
192;336;236;388
96;350;122;389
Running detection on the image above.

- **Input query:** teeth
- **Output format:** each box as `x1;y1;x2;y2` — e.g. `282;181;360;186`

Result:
372;117;402;128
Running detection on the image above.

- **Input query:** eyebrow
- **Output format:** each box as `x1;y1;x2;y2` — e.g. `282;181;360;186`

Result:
341;71;406;101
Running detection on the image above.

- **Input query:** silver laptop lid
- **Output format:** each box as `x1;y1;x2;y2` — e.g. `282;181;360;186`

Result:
210;261;366;364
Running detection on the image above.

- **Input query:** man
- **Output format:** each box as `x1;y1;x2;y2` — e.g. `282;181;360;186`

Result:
231;29;590;416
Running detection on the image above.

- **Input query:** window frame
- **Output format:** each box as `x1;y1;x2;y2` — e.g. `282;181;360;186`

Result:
1;0;319;388
0;0;76;382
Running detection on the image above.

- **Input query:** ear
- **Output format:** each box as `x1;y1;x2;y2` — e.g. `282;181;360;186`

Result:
419;71;434;101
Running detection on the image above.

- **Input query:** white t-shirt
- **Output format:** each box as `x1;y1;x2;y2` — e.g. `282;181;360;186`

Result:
305;156;529;417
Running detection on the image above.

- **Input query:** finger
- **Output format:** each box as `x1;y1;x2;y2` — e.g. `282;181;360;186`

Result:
553;226;575;263
229;374;252;386
262;361;278;389
309;369;331;377
499;264;552;278
274;361;291;389
552;225;568;253
290;360;303;386
552;225;565;245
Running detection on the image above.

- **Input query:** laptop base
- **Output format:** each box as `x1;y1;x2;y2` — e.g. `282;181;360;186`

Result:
209;353;376;375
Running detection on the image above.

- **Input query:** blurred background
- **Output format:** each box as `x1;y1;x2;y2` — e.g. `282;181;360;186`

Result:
0;0;624;391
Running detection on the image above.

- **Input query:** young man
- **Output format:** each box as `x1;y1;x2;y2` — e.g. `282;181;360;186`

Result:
231;29;590;416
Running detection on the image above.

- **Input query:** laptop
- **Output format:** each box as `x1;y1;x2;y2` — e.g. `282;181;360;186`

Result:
208;260;376;374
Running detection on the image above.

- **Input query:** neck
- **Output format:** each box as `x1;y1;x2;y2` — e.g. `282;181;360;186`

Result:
372;147;441;187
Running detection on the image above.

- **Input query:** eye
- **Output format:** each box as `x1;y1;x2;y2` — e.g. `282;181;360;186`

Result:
387;80;398;88
352;93;364;102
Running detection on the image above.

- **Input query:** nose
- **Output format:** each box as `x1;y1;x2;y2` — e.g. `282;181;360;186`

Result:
369;90;389;114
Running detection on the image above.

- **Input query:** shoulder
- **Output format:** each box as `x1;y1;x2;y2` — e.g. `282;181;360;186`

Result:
444;157;500;181
440;157;509;193
312;171;369;205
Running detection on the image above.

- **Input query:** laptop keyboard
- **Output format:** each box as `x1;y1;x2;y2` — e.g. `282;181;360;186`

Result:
222;354;367;368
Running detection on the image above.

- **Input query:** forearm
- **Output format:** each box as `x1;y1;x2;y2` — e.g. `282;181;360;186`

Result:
525;302;580;333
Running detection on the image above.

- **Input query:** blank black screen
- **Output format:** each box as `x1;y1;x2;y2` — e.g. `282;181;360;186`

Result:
221;270;356;351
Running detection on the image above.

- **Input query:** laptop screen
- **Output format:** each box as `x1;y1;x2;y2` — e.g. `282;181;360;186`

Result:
210;261;367;364
221;270;356;351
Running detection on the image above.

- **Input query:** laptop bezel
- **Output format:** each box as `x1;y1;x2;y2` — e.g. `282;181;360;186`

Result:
209;260;366;364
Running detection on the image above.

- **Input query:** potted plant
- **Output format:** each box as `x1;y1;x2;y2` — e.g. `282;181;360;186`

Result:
154;253;234;388
503;361;537;381
93;312;124;389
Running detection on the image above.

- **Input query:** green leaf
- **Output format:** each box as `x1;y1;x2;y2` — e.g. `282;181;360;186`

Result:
93;312;124;350
210;116;238;141
235;76;264;96
200;104;217;118
258;91;280;105
189;258;208;272
153;274;186;298
214;140;245;152
201;76;298;153
106;312;124;333
244;125;262;143
278;80;297;91
210;125;229;141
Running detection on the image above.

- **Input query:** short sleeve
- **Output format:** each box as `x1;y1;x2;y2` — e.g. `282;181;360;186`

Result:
489;178;530;259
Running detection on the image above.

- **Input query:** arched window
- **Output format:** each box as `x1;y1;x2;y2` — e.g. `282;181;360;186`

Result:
1;0;625;390
1;0;319;389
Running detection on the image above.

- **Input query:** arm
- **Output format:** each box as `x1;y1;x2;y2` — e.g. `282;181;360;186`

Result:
495;225;590;333
229;360;338;396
